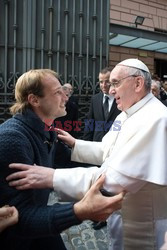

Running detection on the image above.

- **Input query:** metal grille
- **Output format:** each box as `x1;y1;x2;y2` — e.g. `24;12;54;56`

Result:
0;0;110;133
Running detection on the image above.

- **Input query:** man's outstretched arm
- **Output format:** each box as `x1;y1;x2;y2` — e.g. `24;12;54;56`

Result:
73;174;125;222
7;167;125;222
7;163;103;200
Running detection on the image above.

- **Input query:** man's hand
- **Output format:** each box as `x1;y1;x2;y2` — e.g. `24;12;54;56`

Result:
55;128;76;147
6;163;54;190
0;206;19;233
74;175;125;222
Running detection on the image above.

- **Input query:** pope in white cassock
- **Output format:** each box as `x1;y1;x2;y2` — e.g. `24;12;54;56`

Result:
7;59;167;250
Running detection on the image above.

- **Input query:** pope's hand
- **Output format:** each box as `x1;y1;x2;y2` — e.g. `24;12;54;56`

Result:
6;163;54;190
55;128;76;148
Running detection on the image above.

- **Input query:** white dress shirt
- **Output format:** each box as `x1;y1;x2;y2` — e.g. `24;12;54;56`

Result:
103;94;114;112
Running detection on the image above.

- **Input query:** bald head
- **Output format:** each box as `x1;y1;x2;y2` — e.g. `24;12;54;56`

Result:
62;83;73;97
63;83;73;89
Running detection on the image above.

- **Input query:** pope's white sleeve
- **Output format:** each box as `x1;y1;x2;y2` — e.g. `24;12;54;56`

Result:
71;139;104;165
103;167;147;194
53;166;104;201
53;165;147;202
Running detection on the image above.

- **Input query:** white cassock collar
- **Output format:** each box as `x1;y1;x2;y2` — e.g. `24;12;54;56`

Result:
124;93;154;118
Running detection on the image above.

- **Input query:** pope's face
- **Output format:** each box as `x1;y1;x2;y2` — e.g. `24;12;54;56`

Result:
109;66;138;111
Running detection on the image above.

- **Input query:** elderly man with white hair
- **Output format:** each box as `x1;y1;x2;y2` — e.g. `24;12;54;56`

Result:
151;79;167;107
7;59;167;250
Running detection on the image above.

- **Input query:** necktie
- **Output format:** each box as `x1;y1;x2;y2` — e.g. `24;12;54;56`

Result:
103;96;109;120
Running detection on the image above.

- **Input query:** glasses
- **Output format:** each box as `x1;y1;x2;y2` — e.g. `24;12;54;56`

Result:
109;74;138;88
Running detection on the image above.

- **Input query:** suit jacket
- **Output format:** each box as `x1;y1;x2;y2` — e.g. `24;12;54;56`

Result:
83;92;121;141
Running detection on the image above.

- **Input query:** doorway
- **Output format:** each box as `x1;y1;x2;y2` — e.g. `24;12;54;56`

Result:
155;59;167;80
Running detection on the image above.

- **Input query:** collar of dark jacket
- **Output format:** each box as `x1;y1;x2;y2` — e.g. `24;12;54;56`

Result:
14;108;57;142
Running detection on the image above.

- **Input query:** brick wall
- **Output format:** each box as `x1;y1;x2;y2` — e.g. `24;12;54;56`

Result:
109;0;167;74
110;0;167;31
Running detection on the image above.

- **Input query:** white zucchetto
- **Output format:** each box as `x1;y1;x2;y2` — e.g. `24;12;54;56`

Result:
117;58;150;73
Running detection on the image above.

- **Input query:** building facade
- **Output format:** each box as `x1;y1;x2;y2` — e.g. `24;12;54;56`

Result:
109;0;167;79
0;0;110;128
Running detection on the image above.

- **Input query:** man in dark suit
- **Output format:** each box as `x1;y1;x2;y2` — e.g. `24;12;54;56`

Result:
83;67;121;230
83;67;121;142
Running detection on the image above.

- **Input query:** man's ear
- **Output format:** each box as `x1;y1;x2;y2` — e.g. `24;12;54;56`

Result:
135;76;144;92
27;94;39;107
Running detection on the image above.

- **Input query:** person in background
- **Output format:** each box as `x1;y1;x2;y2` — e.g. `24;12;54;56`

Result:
63;83;74;98
54;83;79;138
8;59;167;249
151;80;167;106
63;83;79;106
0;206;18;233
151;79;161;98
83;67;120;142
0;69;124;250
161;79;167;103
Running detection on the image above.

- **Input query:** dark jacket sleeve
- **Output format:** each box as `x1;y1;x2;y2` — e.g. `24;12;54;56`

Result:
8;202;81;238
0;131;81;239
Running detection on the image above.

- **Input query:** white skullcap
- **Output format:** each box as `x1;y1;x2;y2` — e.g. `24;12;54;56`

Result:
117;58;150;73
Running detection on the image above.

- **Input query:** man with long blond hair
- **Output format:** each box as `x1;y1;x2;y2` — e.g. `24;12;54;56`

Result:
0;69;124;250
